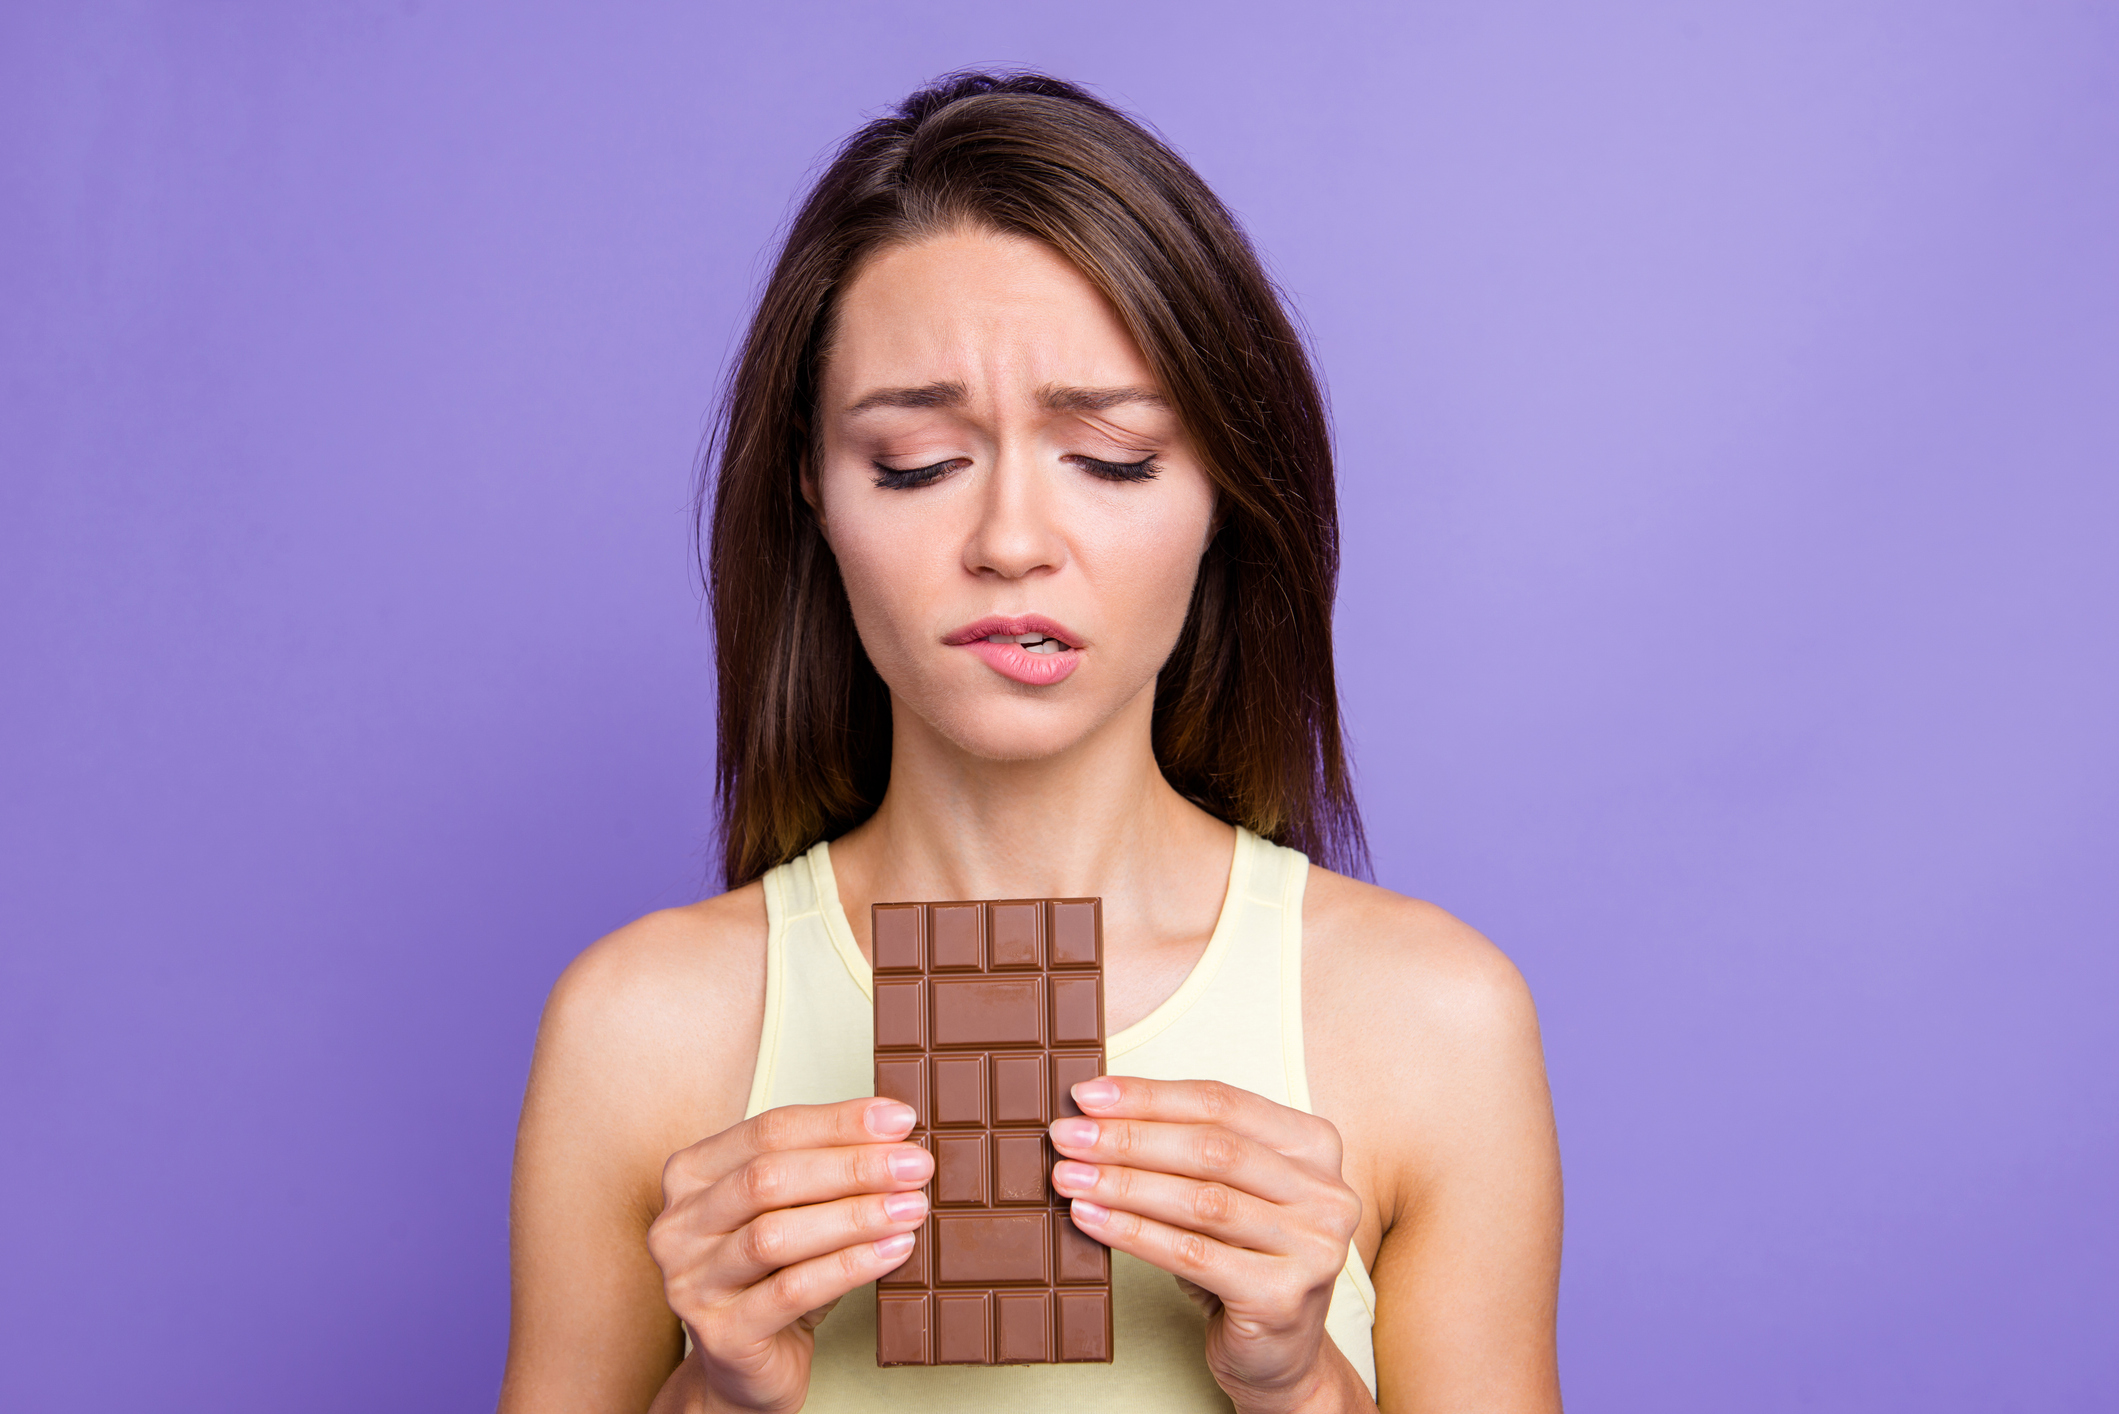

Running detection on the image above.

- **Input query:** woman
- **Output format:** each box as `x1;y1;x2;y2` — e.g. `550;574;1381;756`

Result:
502;73;1561;1413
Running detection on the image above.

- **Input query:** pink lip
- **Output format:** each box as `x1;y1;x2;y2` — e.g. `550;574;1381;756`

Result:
944;615;1085;687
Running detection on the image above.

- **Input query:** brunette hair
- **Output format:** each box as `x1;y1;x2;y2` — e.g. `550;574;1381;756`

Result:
704;71;1368;888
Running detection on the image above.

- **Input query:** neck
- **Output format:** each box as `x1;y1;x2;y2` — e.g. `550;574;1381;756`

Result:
826;684;1235;962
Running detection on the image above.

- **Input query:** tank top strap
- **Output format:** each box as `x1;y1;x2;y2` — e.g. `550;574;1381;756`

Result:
746;841;871;1119
1107;827;1308;1110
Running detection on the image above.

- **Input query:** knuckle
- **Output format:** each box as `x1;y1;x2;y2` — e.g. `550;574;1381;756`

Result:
1173;1228;1217;1273
646;1209;681;1263
737;1155;786;1208
1194;1129;1240;1175
763;1262;812;1313
1311;1115;1346;1165
748;1106;795;1152
1104;1121;1139;1158
661;1140;722;1208
1330;1187;1362;1239
738;1214;787;1268
661;1272;702;1321
647;1232;711;1315
1191;1182;1237;1227
1195;1081;1236;1120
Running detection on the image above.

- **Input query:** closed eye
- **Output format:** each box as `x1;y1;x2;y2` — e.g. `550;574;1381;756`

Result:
1072;454;1161;483
869;458;963;490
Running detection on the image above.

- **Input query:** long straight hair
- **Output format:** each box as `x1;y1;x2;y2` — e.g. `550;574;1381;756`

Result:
704;72;1368;888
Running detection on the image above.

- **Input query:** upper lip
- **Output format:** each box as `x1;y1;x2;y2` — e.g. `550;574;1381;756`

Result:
943;614;1084;649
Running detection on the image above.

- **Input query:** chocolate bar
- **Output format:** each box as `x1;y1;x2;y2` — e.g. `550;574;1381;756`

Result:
872;898;1113;1365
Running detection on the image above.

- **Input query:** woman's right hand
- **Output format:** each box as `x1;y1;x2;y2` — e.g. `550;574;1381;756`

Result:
646;1097;933;1413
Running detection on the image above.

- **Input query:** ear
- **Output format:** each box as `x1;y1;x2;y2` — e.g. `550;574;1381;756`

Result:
798;454;825;526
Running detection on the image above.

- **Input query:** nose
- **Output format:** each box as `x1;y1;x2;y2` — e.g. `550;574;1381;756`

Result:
962;447;1066;582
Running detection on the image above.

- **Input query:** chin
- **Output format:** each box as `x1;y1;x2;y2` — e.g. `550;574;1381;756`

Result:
892;666;1134;765
921;697;1103;764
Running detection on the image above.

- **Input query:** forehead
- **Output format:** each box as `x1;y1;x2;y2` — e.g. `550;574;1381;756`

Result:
826;228;1156;400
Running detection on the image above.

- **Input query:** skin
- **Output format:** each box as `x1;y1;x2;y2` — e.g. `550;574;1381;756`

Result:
500;229;1563;1413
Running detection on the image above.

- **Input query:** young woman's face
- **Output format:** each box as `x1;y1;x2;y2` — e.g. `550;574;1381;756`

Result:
811;227;1218;764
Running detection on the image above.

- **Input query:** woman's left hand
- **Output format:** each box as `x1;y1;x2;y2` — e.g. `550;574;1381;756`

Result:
1048;1076;1369;1414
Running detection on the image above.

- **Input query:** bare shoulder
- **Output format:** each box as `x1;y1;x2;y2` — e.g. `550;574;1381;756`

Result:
504;885;777;1408
525;881;773;1190
1300;867;1554;1241
1302;866;1540;1055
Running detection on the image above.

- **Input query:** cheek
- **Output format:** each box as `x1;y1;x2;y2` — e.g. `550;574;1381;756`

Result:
827;517;939;656
1078;488;1217;635
816;472;968;677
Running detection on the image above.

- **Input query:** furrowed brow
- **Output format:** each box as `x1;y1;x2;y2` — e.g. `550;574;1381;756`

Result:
844;381;968;416
1038;384;1171;413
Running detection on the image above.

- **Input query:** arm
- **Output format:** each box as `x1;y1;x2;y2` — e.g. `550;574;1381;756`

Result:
1309;881;1564;1412
499;892;938;1414
1044;882;1562;1414
500;903;752;1412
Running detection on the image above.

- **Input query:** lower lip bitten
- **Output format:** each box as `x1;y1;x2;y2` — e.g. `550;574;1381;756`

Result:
962;636;1082;685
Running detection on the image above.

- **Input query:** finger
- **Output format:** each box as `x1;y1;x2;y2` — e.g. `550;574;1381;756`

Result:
726;1228;923;1336
1048;1113;1312;1206
689;1140;933;1234
713;1188;931;1291
1051;1159;1299;1257
1069;1076;1337;1167
666;1097;917;1196
1066;1196;1272;1306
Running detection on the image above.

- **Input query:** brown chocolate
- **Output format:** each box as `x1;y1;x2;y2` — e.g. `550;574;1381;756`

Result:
873;898;1113;1366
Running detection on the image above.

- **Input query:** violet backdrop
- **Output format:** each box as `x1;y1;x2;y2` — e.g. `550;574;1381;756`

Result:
3;2;2114;1409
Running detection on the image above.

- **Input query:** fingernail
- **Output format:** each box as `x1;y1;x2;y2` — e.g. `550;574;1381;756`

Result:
867;1101;915;1138
874;1231;916;1259
1073;1078;1119;1110
884;1190;928;1221
1051;1118;1099;1148
1070;1198;1110;1227
886;1147;931;1182
1053;1161;1098;1192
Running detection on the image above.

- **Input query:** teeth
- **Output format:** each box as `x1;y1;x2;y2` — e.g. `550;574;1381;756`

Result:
984;631;1067;653
1020;634;1064;653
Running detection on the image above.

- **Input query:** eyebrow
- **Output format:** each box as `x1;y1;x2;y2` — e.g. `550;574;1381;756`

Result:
1038;384;1170;413
841;382;1171;416
844;381;968;415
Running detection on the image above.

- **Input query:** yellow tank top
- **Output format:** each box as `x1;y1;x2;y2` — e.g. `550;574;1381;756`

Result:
741;826;1378;1409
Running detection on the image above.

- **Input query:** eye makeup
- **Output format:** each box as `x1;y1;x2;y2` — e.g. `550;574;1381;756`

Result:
870;458;962;490
868;454;1162;490
1070;454;1160;483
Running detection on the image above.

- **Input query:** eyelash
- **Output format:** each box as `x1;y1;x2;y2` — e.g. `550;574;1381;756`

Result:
869;459;959;490
1079;454;1162;483
868;455;1162;489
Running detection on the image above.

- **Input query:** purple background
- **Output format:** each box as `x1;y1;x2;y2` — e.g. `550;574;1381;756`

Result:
4;2;2114;1409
